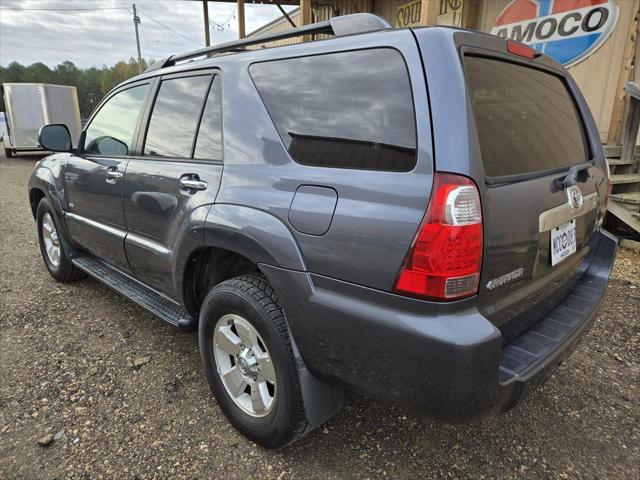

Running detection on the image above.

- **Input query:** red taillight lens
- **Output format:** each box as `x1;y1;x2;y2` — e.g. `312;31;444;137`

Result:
507;40;539;59
394;173;483;301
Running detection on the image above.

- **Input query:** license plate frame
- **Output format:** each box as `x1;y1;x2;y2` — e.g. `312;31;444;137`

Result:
550;219;577;266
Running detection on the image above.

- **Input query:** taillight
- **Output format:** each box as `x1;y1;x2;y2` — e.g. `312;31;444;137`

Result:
394;173;483;301
507;40;539;59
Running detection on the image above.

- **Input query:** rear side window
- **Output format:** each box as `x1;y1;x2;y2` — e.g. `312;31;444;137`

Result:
144;75;211;158
463;56;588;178
194;76;222;160
250;49;416;171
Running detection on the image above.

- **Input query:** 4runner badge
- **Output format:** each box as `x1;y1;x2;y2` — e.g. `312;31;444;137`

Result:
486;268;525;290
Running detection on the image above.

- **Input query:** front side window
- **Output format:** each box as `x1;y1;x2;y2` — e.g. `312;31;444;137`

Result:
144;75;211;158
250;49;417;171
84;84;148;156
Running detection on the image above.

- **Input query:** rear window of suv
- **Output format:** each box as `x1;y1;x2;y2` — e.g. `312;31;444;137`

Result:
463;56;589;178
250;48;417;172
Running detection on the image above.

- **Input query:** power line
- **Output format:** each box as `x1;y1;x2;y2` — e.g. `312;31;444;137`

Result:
0;7;129;11
209;6;237;32
136;8;200;46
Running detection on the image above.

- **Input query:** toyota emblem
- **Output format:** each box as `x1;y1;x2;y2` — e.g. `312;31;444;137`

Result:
567;186;584;211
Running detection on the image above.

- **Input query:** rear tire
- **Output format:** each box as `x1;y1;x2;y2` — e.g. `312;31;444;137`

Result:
199;274;310;448
36;198;84;282
4;147;13;158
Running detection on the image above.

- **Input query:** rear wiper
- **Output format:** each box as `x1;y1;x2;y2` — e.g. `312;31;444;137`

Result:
552;164;591;191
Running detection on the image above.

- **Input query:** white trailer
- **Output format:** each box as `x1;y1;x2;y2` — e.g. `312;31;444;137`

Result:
2;83;81;157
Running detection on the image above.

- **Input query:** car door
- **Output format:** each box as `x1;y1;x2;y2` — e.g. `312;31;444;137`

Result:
63;81;150;272
123;71;223;297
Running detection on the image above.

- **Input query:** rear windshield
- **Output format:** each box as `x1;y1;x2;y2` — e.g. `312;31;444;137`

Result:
463;56;589;178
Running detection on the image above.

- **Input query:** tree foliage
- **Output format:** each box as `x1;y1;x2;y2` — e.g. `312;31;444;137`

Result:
0;58;152;119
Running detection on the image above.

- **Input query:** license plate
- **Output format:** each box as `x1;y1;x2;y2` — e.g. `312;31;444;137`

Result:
550;219;576;266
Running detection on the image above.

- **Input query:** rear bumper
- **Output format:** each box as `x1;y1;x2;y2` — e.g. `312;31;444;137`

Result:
261;229;617;421
496;228;617;410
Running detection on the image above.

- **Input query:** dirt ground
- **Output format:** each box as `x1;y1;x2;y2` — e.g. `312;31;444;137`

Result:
1;153;639;480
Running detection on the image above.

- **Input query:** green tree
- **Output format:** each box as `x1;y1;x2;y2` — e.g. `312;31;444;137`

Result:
0;58;153;118
24;63;55;84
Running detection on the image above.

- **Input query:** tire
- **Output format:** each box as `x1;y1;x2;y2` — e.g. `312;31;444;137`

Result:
4;147;13;158
36;198;84;282
199;274;310;448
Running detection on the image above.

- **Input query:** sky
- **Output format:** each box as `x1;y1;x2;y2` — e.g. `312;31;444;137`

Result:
0;0;297;67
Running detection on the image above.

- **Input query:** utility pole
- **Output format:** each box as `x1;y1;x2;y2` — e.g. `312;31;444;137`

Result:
132;4;143;74
202;1;210;47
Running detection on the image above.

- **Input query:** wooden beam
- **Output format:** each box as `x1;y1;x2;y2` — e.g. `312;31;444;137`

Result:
238;0;246;39
276;3;297;28
420;0;439;26
300;0;312;41
621;83;640;172
607;0;639;145
202;1;210;47
462;0;481;30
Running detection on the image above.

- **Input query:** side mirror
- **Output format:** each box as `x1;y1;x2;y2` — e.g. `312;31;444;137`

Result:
38;124;72;152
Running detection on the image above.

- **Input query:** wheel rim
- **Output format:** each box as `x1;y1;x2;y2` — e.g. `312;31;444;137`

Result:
213;314;276;417
41;213;61;267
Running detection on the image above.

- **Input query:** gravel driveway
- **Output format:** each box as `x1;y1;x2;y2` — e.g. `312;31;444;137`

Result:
1;153;639;480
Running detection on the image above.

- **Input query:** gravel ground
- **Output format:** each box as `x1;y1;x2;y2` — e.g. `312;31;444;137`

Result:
1;153;639;480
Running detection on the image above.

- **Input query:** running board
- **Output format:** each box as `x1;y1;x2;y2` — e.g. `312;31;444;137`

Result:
71;254;197;331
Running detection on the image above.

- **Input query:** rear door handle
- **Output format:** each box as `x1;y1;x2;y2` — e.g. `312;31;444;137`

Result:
179;175;208;191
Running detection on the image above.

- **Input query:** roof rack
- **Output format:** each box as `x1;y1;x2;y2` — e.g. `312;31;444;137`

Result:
145;13;391;73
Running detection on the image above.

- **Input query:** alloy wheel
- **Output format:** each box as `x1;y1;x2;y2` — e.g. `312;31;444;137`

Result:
213;313;277;417
41;212;61;267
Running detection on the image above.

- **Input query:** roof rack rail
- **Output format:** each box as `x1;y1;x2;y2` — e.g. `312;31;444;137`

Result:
145;13;391;73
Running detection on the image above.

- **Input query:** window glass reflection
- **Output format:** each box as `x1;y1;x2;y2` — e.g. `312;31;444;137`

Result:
144;75;211;158
250;49;417;171
464;57;588;177
84;84;148;156
194;76;222;160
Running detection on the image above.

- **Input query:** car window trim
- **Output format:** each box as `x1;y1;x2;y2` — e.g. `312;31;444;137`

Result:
138;70;216;162
80;80;152;158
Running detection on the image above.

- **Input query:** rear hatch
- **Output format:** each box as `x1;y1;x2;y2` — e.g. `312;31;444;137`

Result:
461;48;608;342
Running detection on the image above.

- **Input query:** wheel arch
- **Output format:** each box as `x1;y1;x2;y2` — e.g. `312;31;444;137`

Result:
28;165;63;217
176;203;307;311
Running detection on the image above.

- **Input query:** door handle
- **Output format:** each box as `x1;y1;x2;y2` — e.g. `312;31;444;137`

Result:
105;167;123;183
179;175;208;191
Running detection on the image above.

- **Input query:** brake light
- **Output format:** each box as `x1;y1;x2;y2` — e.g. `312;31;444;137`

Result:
507;40;539;59
394;173;483;301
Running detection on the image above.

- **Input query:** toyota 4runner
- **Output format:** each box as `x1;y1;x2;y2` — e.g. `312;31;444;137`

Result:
29;14;617;448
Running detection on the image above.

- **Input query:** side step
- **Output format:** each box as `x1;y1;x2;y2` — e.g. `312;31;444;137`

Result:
71;254;197;331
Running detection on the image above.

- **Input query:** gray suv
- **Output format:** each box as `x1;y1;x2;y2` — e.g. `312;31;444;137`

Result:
29;14;617;448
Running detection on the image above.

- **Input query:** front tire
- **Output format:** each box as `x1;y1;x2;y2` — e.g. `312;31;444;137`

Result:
199;274;310;448
4;147;13;158
36;198;83;282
